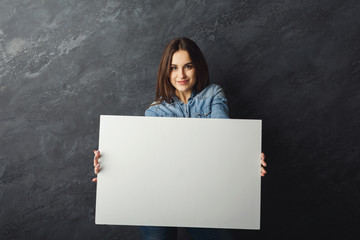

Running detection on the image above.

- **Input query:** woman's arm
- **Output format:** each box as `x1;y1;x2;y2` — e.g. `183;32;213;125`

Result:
210;85;267;176
210;85;229;119
145;108;158;117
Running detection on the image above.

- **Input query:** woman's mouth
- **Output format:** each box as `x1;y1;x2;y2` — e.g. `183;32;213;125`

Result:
177;80;189;85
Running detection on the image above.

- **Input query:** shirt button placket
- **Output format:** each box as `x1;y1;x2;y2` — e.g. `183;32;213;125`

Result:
183;103;188;118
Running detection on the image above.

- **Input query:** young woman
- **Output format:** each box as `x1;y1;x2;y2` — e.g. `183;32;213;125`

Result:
92;37;267;240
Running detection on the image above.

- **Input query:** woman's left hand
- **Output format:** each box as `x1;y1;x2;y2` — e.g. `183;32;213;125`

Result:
261;153;267;177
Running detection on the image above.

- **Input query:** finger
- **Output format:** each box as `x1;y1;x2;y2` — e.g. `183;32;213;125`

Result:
260;153;266;167
94;163;100;174
93;156;98;167
92;178;97;182
261;159;267;167
261;167;267;176
93;150;100;166
93;150;101;158
95;150;101;158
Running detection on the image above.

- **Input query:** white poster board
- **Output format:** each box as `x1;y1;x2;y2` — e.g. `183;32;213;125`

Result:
95;115;262;229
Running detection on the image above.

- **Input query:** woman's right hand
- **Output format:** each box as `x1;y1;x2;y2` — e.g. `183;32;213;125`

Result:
92;150;101;182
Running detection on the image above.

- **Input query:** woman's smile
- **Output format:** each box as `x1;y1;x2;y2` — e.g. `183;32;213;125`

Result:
177;79;190;85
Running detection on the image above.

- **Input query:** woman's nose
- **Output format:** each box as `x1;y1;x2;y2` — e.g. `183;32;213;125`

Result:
178;68;186;79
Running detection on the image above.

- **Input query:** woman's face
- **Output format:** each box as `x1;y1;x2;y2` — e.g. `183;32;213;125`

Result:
170;50;196;98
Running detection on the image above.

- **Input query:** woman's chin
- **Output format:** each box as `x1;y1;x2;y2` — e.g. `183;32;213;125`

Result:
175;86;192;93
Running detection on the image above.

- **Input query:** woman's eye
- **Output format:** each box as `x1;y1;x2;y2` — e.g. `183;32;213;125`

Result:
185;65;193;70
170;66;177;70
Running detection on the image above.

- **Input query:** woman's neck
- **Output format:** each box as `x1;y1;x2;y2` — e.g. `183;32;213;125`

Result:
175;90;192;104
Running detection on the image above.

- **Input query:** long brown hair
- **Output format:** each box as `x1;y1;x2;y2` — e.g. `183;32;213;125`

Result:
154;37;209;104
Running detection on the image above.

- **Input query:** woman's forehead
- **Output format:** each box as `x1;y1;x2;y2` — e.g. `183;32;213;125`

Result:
171;50;192;64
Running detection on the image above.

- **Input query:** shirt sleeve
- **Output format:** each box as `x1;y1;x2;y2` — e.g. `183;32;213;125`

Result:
145;107;158;117
210;85;229;119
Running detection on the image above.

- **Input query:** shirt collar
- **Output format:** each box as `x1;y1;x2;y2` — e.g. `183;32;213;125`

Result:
174;90;197;104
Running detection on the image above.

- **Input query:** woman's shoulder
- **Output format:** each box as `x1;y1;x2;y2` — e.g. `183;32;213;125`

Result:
197;83;226;99
145;101;162;116
145;100;176;117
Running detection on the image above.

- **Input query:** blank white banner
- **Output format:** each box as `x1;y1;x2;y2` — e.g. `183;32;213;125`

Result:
95;115;262;229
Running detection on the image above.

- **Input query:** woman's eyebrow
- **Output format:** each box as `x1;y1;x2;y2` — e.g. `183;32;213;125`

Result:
171;62;193;66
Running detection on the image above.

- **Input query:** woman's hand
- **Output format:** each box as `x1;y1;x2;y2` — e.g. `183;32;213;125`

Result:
261;153;267;177
92;150;101;182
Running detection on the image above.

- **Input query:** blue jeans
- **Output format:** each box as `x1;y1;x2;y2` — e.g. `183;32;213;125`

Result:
139;226;233;240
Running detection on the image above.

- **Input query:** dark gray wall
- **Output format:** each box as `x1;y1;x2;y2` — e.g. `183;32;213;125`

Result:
0;0;359;239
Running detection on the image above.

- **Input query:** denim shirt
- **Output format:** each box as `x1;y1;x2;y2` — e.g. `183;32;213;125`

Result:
145;84;229;118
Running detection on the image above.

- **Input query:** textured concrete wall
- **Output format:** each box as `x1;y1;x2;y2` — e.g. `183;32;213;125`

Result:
0;0;359;239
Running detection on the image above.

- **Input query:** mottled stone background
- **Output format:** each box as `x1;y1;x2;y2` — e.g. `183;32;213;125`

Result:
0;0;359;239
